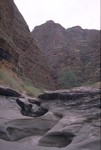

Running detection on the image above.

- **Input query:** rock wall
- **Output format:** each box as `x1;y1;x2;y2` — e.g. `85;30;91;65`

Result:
0;0;55;89
32;21;100;86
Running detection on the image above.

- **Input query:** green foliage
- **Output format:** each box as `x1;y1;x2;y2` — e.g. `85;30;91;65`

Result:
58;69;81;89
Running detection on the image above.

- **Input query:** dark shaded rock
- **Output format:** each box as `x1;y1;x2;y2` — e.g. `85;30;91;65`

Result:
38;131;75;148
0;86;21;97
38;87;100;101
31;107;49;117
28;98;41;106
0;48;13;62
0;38;19;65
16;98;49;117
38;92;59;100
16;98;32;115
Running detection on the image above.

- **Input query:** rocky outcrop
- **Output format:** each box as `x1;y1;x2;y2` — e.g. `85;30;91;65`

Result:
0;95;60;142
32;21;100;87
38;86;100;148
0;86;21;97
38;86;100;101
0;0;55;89
0;86;100;150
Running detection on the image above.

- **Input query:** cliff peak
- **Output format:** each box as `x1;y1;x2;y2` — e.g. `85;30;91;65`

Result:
32;21;100;89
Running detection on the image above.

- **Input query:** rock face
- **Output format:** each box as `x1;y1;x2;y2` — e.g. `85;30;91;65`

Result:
0;86;100;150
0;0;100;90
0;0;55;89
32;21;100;87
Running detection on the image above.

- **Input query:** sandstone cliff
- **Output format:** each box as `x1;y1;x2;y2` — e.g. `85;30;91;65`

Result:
0;0;100;90
32;21;100;88
0;0;55;89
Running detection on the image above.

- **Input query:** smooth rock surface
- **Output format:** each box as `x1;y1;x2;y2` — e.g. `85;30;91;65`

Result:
0;86;100;150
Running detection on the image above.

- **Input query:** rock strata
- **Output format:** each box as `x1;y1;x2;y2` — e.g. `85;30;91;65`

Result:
32;21;100;87
0;0;55;89
37;86;100;148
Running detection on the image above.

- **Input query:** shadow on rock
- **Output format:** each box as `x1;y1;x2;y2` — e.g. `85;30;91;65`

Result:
38;131;75;148
0;117;59;141
16;98;49;117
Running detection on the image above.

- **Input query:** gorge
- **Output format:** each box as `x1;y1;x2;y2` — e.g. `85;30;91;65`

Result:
0;1;100;150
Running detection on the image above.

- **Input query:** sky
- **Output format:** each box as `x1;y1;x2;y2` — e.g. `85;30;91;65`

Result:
14;0;100;31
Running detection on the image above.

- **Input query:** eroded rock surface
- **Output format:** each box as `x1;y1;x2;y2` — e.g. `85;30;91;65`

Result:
37;86;100;149
0;86;100;150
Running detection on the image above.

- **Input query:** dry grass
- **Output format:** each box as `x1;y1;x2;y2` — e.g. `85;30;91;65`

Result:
91;82;101;89
0;68;42;97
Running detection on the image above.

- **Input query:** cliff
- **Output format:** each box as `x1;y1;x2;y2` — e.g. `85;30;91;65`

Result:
32;21;100;88
0;0;100;90
0;0;55;90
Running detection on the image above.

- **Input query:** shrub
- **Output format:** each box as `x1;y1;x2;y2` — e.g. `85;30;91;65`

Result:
23;80;43;97
58;69;81;89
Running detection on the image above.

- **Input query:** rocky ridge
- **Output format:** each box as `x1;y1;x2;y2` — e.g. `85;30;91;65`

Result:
32;21;100;87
